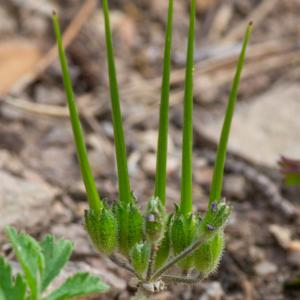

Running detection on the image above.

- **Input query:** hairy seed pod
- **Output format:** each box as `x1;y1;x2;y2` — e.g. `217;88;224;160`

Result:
154;224;170;270
128;203;144;251
84;208;117;255
114;201;144;256
194;231;224;276
113;202;129;256
130;242;151;276
170;210;197;270
199;200;231;240
145;197;166;242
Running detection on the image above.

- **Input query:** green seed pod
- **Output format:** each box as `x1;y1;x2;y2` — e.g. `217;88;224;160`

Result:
130;242;151;276
84;208;117;255
144;197;166;242
113;202;129;256
170;209;197;270
154;227;170;270
194;231;224;276
199;200;231;240
114;201;144;256
128;203;144;251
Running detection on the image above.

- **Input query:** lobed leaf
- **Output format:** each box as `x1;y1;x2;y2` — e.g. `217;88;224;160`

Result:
154;0;174;206
180;0;197;215
0;256;26;300
40;235;73;291
52;12;102;213
102;0;132;204
5;226;44;300
209;22;253;205
44;272;109;300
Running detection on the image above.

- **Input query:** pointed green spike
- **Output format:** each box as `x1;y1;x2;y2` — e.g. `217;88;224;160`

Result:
52;13;102;213
101;0;132;204
154;0;174;206
209;23;253;205
180;0;196;216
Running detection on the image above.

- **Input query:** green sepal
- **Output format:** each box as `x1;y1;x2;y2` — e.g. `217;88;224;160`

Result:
170;209;198;270
130;242;151;277
84;208;117;255
194;231;224;276
114;200;143;256
145;197;166;243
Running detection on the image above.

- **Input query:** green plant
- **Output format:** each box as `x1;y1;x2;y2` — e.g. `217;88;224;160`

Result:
0;226;108;300
53;0;252;298
279;156;300;291
279;156;300;186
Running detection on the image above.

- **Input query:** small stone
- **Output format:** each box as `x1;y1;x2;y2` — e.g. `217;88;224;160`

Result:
269;224;292;249
199;281;224;300
249;246;265;263
254;261;278;276
142;153;156;176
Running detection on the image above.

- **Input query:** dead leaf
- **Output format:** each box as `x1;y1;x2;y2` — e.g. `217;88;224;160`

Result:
0;39;42;95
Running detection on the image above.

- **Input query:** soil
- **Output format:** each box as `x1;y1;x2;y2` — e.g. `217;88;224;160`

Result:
0;0;300;299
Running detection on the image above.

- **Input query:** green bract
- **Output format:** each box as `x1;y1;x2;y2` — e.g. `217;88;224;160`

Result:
53;0;252;296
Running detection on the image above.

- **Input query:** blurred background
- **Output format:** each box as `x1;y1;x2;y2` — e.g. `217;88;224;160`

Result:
0;0;300;299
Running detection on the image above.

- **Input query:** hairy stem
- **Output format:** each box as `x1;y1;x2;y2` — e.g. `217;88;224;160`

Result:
146;243;158;281
151;235;207;281
162;273;202;284
109;254;142;280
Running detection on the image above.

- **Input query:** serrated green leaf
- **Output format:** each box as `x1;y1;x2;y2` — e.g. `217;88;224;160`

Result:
44;272;109;300
154;0;174;206
180;0;196;216
40;235;73;291
0;256;26;300
101;0;132;204
209;23;252;205
52;13;102;213
5;226;44;300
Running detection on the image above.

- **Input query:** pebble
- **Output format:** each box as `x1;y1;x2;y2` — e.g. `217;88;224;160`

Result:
254;261;278;276
199;281;224;300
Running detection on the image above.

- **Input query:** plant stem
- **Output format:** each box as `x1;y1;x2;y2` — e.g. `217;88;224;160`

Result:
209;22;253;205
52;13;102;213
102;0;132;204
146;243;158;281
109;254;142;280
154;0;174;206
180;0;196;216
162;273;202;284
151;234;207;281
